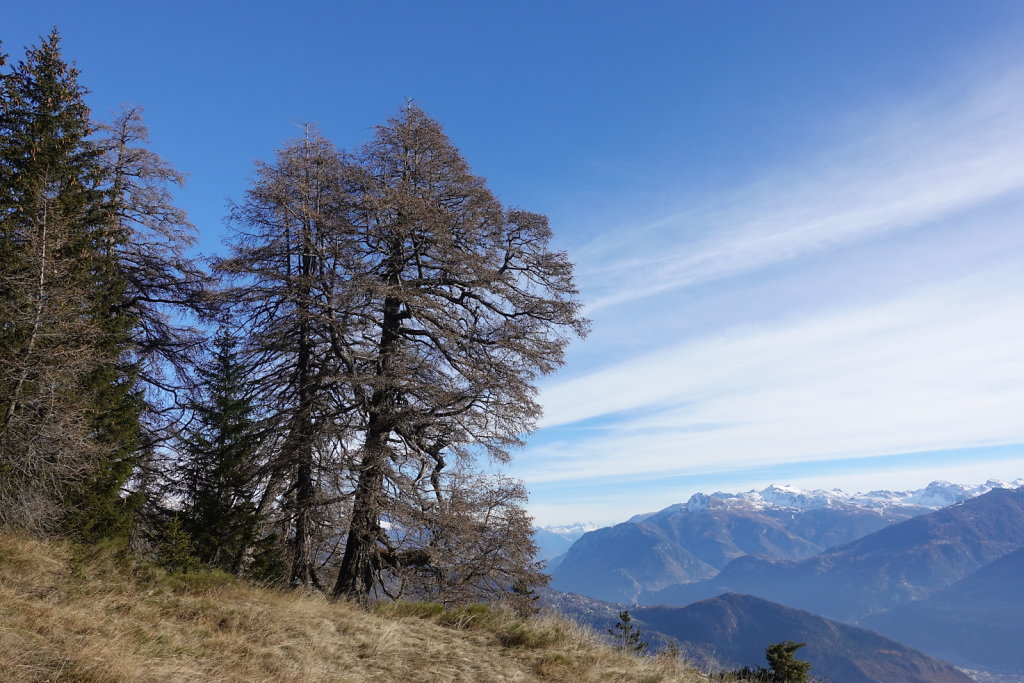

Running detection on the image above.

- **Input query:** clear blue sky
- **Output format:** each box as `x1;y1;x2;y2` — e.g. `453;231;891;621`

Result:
8;1;1024;525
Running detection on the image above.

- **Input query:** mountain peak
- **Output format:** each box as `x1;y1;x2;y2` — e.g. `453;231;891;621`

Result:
629;478;1024;519
686;492;710;512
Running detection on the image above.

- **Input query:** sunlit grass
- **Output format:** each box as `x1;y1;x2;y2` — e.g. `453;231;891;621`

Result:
0;534;704;682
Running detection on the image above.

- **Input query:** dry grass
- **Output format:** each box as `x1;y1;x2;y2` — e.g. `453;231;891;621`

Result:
0;534;705;682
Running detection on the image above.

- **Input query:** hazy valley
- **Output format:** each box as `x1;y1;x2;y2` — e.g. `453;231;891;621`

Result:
541;480;1024;681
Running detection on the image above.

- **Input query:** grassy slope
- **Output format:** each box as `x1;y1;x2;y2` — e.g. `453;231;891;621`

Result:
0;535;704;682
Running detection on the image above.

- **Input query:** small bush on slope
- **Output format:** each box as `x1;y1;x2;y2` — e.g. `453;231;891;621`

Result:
0;534;705;682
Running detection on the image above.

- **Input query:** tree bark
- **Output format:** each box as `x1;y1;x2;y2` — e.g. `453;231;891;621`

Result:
333;286;402;602
332;429;385;602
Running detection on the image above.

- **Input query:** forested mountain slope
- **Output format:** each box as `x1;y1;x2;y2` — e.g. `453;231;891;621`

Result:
542;590;972;683
862;546;1024;674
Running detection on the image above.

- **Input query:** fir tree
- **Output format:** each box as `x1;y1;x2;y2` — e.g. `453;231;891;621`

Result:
179;327;261;572
764;641;811;683
0;30;139;535
0;32;203;539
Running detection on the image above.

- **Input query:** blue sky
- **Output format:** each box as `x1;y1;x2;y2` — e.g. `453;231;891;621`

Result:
8;2;1024;525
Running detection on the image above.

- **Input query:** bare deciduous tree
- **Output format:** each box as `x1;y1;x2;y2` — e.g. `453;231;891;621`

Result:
328;106;587;603
96;105;211;413
219;106;586;605
381;469;548;612
215;129;353;587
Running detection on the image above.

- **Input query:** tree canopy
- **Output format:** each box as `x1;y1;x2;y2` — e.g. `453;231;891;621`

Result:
0;31;586;613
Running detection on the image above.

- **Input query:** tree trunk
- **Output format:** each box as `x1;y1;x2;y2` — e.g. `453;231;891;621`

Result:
333;288;402;603
287;214;320;588
290;458;320;588
332;433;385;603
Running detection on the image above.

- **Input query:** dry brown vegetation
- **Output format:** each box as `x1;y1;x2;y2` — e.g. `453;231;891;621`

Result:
0;534;705;682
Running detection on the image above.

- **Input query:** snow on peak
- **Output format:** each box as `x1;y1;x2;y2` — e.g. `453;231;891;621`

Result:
754;484;837;510
539;522;600;540
640;478;1024;517
686;492;710;512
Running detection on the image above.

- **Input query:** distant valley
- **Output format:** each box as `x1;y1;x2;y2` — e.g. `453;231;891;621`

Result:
541;479;1024;680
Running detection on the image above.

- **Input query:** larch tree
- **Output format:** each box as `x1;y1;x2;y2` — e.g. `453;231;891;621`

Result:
218;106;586;604
328;106;588;603
380;467;549;611
215;129;352;588
92;104;211;538
95;104;210;418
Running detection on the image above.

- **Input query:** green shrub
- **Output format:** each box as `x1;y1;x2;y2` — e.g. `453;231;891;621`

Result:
156;516;201;574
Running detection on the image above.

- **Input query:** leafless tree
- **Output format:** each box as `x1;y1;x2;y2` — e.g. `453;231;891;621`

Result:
219;107;586;604
215;129;354;587
327;106;587;602
96;106;211;414
381;468;548;611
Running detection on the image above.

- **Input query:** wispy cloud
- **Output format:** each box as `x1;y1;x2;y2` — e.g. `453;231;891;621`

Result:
574;68;1024;312
526;269;1024;483
518;65;1024;518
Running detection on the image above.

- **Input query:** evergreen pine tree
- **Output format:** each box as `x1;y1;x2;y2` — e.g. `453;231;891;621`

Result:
0;30;140;535
764;641;811;683
179;327;261;572
609;610;649;654
155;514;200;573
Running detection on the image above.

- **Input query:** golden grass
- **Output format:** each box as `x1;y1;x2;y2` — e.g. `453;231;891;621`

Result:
0;534;705;682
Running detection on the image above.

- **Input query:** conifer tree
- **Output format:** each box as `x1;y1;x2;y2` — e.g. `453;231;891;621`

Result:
220;107;586;603
609;610;649;654
178;327;261;572
0;33;206;538
0;30;136;534
764;641;811;683
328;106;587;603
215;129;348;587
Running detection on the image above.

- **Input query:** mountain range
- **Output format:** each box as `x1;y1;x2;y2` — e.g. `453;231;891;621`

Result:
533;522;597;562
544;479;1024;678
643;486;1024;621
550;479;1022;603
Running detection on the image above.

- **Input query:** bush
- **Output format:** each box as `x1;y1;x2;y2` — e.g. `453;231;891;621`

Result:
155;516;200;574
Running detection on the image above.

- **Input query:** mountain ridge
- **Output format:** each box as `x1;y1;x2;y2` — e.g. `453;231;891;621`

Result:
644;486;1024;622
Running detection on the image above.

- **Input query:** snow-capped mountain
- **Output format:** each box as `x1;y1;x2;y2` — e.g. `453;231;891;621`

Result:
551;478;1024;603
628;478;1024;522
532;522;600;562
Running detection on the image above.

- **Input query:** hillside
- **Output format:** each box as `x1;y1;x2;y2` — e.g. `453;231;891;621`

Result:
635;594;972;683
862;546;1024;673
0;535;702;682
543;591;971;683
